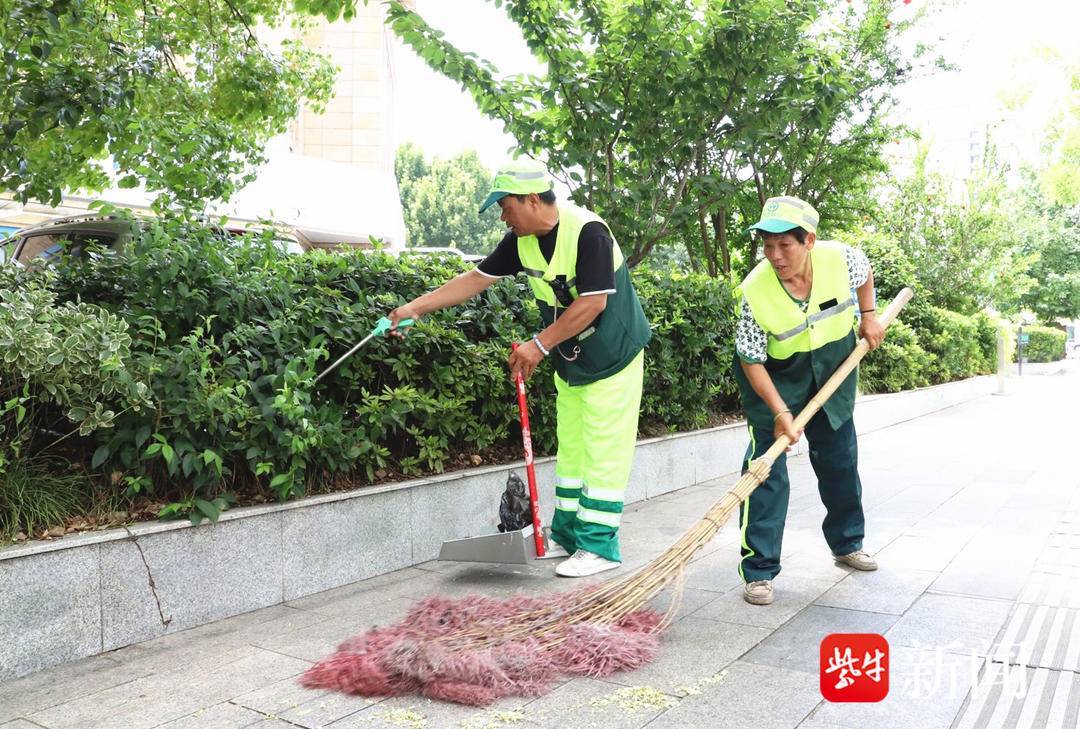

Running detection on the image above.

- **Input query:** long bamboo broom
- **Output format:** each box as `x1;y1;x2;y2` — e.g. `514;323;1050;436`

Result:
302;287;914;706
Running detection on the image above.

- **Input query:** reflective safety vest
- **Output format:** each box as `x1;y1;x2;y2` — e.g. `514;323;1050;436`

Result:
517;204;651;386
734;241;859;430
738;242;855;360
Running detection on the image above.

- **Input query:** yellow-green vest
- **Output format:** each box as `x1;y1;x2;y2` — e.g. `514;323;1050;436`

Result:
734;241;859;431
517;204;651;386
738;242;855;359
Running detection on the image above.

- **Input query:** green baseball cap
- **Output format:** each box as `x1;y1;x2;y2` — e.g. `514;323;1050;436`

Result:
478;158;554;214
748;196;820;235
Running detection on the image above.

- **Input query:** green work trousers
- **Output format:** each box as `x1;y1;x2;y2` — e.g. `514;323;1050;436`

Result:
738;411;865;582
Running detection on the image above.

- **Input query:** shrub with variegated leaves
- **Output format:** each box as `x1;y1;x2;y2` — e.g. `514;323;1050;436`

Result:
0;267;151;474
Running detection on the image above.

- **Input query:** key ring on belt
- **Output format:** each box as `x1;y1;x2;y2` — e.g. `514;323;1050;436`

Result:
552;306;581;362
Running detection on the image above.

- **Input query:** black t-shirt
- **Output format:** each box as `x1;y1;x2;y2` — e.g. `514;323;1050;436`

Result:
476;221;616;295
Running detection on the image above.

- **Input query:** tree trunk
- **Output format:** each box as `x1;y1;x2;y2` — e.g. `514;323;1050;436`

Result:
711;207;731;276
684;237;702;273
697;209;717;277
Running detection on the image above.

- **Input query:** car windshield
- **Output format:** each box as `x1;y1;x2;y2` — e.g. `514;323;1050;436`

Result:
15;231;118;265
276;238;305;255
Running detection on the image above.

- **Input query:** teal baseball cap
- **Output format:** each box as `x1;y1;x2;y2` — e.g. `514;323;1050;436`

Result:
748;196;820;235
478;158;554;214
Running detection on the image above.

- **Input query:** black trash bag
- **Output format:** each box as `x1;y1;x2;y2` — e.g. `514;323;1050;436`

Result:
497;472;532;532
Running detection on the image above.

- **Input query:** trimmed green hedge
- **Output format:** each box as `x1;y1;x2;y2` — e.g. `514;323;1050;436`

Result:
857;320;933;393
5;216;743;523
1023;325;1066;363
855;305;998;393
1;216;1006;526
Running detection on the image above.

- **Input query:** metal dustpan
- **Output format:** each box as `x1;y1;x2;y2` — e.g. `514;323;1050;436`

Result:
439;524;556;565
439;345;559;564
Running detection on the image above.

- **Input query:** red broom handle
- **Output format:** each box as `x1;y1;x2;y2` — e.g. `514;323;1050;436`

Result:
511;343;545;557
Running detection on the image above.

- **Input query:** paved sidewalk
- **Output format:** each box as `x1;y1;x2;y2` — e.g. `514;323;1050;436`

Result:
2;362;1077;729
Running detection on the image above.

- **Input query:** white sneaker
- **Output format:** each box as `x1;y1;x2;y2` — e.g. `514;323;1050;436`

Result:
743;579;774;605
536;541;570;560
555;550;620;578
835;550;878;571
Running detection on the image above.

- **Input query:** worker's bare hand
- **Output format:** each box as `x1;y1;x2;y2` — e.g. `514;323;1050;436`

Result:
508;340;544;382
387;304;419;338
773;412;803;451
860;311;885;351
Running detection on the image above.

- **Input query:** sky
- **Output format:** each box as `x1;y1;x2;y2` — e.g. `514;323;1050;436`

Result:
389;0;541;170
389;0;1080;180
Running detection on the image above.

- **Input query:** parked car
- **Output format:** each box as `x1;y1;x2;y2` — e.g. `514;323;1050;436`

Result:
0;214;309;268
396;246;485;264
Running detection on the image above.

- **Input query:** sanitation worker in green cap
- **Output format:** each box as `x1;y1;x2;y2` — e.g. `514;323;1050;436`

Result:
734;195;886;606
388;157;652;578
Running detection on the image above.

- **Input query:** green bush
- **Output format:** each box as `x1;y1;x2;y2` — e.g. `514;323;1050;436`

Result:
46;217;545;516
27;218;744;522
634;268;739;431
857;298;1001;392
5;216;1009;529
858;320;934;393
0;267;151;539
905;303;995;383
846;231;917;301
0;267;151;467
1023;325;1066;362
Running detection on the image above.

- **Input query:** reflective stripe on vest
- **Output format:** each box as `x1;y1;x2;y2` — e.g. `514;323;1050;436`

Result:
517;204;624;307
738;242;855;360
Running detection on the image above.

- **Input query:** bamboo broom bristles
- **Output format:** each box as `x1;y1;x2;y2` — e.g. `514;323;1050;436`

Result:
446;288;914;649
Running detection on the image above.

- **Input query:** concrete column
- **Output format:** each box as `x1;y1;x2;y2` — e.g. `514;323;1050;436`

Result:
996;325;1007;395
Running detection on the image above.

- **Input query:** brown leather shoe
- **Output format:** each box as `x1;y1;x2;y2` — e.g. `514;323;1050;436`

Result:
835;550;878;571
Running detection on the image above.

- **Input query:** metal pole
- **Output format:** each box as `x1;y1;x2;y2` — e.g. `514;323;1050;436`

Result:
1018;325;1024;377
996;325;1007;395
314;331;375;383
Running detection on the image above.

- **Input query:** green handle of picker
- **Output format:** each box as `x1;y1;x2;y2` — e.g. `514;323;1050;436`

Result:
372;316;414;337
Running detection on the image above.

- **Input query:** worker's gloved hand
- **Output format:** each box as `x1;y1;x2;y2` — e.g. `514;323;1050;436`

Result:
508;340;544;382
387;304;419;338
773;411;803;451
860;311;885;351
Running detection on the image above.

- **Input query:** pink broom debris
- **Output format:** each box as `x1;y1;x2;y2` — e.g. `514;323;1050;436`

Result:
300;585;665;706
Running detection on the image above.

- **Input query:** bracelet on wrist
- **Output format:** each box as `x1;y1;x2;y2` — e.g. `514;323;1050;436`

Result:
860;308;877;314
773;408;791;422
532;335;549;357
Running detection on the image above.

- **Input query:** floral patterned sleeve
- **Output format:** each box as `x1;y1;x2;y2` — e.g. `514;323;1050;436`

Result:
735;300;768;363
845;246;870;289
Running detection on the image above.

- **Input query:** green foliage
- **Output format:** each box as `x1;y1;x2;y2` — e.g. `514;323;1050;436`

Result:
395;143;505;254
843;230;917;301
1036;60;1080;206
35;216;550;518
858;304;1001;393
1017;196;1080;323
633;268;740;430
1;0;336;209
0;455;89;541
368;0;926;276
904;304;996;383
0;266;152;475
858;320;933;393
871;146;1034;316
1022;325;1066;363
